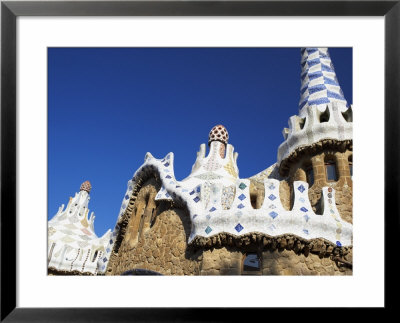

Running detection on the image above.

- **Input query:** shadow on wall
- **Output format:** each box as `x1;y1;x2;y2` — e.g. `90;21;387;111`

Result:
155;202;203;263
121;269;163;275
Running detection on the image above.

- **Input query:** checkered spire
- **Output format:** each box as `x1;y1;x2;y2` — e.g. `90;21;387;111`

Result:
299;48;347;110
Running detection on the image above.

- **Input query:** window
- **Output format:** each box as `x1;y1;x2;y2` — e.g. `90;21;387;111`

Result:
348;155;353;178
243;253;261;272
325;161;338;181
305;166;314;186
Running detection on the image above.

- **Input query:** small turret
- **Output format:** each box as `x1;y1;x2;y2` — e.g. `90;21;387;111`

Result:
48;180;112;275
276;47;353;223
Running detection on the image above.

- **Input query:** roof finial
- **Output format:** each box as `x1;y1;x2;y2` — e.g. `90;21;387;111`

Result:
299;48;347;110
208;125;229;158
208;125;229;146
80;180;92;193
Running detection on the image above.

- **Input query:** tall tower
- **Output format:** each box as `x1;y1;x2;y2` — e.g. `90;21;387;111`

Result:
48;181;113;275
277;48;353;222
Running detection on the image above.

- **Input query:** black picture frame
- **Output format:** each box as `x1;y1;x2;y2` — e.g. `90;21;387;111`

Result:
1;0;398;321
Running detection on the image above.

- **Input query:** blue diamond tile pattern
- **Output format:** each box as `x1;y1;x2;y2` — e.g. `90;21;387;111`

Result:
239;183;247;190
300;207;308;212
189;190;195;195
209;207;216;212
268;184;275;190
299;48;348;109
304;214;310;222
193;196;200;203
205;226;212;234
235;223;244;233
336;241;342;247
298;184;306;193
164;162;169;167
237;203;245;209
238;194;246;201
269;211;278;219
165;175;171;179
303;229;309;235
268;194;276;201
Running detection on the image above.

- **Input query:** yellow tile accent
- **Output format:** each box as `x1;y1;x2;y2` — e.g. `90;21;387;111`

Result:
81;217;89;228
224;160;238;178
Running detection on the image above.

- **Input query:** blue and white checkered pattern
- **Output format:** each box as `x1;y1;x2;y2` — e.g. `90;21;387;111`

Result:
299;48;347;110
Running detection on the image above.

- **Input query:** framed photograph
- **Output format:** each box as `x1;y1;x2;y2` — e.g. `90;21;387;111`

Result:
1;0;398;320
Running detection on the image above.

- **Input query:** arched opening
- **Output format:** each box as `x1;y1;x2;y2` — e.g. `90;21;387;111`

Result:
242;253;261;274
325;156;338;182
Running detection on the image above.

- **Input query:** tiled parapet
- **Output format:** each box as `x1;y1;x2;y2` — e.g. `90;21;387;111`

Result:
190;180;351;247
120;152;353;248
277;101;352;170
48;184;113;275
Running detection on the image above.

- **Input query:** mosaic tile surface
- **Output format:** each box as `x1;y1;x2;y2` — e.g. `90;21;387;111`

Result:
48;183;114;275
277;48;353;166
127;150;352;246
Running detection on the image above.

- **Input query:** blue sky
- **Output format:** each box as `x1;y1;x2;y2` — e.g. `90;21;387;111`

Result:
48;47;352;236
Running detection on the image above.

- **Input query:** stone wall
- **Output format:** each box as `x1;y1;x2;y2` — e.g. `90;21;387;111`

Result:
261;249;352;275
200;247;242;275
106;178;202;276
198;244;352;275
